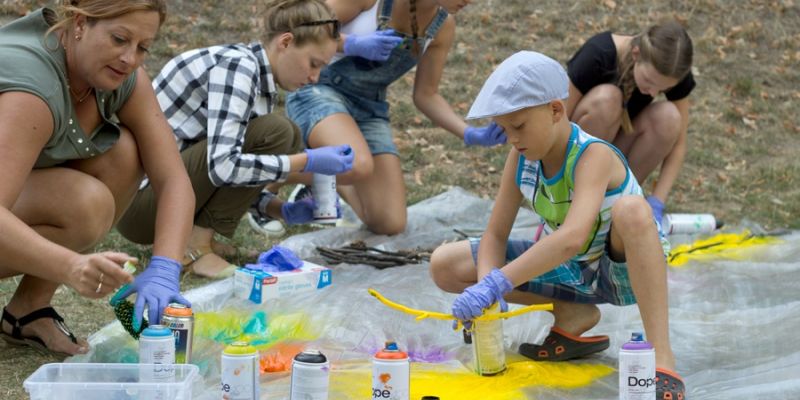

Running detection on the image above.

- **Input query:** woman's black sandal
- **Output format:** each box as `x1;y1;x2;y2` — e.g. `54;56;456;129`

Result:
0;306;78;358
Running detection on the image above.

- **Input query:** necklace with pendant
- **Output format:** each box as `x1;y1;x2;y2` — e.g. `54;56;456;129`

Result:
69;85;93;103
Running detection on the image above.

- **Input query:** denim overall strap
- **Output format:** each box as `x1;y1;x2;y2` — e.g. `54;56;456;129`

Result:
316;1;449;107
417;7;449;50
377;0;393;29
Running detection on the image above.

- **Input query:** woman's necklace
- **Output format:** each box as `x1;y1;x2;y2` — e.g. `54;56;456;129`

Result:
68;85;93;103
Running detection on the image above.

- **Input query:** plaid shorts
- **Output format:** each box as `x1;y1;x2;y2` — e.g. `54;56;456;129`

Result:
469;237;637;306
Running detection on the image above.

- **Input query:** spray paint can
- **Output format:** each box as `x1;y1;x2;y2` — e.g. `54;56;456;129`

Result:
290;349;330;400
221;341;260;400
311;173;338;223
471;303;506;376
139;325;176;381
619;332;656;400
372;341;410;400
160;303;194;364
661;213;721;235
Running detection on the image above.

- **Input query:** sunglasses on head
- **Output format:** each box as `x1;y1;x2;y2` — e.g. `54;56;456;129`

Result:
296;19;340;39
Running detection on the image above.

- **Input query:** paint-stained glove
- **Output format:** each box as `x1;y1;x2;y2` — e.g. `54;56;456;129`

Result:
117;256;189;331
463;122;507;147
343;29;403;61
452;268;513;327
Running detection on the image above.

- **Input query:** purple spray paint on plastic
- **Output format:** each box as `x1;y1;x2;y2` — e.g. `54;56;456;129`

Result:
619;332;656;400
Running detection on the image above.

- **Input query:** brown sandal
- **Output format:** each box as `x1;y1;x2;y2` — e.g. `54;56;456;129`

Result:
183;246;237;279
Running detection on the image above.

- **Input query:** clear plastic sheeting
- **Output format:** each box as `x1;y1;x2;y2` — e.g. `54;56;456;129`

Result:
69;187;800;399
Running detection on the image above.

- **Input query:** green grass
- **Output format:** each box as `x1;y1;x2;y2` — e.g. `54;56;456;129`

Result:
3;0;800;397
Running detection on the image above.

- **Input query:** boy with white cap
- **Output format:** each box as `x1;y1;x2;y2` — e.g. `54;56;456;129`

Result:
429;51;686;399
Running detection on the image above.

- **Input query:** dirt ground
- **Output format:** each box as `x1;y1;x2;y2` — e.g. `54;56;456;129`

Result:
1;0;799;398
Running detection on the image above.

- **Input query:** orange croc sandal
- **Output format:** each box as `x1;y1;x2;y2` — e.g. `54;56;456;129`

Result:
519;326;610;361
656;368;686;400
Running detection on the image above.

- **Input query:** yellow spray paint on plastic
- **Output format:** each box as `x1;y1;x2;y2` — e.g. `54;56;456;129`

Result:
331;360;613;399
668;230;782;267
194;310;317;348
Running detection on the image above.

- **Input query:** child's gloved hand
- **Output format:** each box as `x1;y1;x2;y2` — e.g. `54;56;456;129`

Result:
343;29;403;61
303;145;354;175
452;268;513;327
281;198;316;225
463;122;507;147
117;256;190;331
646;195;665;224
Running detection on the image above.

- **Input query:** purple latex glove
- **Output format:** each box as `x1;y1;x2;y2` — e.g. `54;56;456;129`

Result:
303;145;354;175
117;256;189;331
343;29;403;61
257;246;303;270
646;195;665;225
463;122;507;147
452;268;513;326
281;197;316;225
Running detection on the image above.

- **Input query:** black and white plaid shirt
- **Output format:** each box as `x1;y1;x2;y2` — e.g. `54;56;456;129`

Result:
153;42;290;186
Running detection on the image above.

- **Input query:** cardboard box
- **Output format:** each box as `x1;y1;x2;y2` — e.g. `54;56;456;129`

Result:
234;261;332;304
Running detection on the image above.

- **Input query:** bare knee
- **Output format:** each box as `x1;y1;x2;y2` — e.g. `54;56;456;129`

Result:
103;127;144;182
640;102;681;146
429;242;472;293
574;84;623;140
363;209;406;235
63;179;116;250
611;196;654;235
344;153;374;183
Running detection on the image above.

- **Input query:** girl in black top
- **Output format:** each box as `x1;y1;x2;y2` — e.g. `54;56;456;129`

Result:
566;21;694;224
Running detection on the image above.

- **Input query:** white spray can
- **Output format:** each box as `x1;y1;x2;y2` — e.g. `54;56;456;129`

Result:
311;173;339;224
138;324;176;381
290;349;330;400
619;332;655;400
372;341;409;400
221;341;260;400
661;213;721;235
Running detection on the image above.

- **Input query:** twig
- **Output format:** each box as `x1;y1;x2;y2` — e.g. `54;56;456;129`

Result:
316;241;432;269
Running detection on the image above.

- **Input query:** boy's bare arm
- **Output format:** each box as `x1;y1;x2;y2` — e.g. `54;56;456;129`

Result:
499;144;617;286
476;149;523;280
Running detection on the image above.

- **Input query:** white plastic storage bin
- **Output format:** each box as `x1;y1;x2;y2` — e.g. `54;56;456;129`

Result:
24;363;199;400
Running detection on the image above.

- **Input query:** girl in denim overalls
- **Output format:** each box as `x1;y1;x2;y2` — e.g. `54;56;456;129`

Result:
286;0;504;235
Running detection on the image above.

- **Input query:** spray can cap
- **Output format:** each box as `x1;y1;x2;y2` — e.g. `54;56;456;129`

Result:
376;341;408;359
141;324;172;337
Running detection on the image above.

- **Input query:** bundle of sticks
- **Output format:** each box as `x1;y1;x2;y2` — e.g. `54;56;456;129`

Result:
316;240;432;269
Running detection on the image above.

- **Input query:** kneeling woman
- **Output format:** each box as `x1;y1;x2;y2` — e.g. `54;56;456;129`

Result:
0;0;193;356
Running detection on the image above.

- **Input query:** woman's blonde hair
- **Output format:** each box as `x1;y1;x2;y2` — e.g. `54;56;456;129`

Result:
617;20;693;133
45;0;167;38
261;0;338;46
